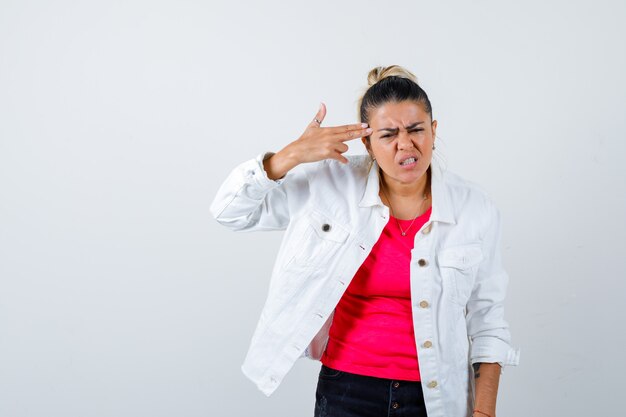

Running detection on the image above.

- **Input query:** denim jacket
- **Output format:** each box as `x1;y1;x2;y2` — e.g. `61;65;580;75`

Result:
210;151;520;417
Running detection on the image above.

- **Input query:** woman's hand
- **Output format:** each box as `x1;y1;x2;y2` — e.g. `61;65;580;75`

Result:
263;103;373;180
284;102;373;165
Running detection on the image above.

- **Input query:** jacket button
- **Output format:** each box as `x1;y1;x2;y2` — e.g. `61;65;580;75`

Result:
427;380;438;388
322;224;331;232
423;340;433;348
422;223;432;234
419;300;429;308
418;258;428;267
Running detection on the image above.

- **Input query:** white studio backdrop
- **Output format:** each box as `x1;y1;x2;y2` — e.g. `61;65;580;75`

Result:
1;1;624;416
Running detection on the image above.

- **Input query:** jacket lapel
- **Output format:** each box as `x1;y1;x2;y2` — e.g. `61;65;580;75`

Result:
358;155;456;225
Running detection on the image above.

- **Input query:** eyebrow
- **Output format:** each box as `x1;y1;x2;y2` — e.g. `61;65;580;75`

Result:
377;121;424;133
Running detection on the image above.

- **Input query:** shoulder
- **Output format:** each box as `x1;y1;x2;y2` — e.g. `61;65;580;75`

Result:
442;168;500;216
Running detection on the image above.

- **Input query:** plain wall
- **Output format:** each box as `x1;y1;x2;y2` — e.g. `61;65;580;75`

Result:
1;0;625;416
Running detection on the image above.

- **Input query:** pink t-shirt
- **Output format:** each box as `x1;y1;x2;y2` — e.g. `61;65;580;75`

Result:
321;206;432;381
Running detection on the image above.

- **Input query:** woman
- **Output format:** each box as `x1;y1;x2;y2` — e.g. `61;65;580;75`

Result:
210;65;520;417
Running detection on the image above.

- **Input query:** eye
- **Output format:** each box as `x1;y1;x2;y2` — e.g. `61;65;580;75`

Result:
381;129;423;138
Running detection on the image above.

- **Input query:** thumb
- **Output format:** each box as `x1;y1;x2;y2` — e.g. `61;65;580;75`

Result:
311;102;326;127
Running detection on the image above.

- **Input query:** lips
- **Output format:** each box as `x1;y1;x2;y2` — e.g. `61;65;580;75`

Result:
398;155;418;165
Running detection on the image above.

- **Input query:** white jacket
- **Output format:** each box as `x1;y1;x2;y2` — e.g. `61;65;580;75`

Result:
210;151;520;417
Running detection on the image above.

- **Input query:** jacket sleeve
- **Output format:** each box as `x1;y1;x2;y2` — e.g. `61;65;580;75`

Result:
209;151;311;232
465;203;520;373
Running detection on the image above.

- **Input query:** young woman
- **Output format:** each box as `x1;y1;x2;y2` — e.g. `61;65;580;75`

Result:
210;65;519;417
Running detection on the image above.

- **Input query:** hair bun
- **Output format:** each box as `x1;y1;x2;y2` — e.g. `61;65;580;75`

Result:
367;65;418;87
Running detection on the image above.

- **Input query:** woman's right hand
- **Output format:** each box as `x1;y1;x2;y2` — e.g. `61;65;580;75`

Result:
284;102;373;165
263;103;373;180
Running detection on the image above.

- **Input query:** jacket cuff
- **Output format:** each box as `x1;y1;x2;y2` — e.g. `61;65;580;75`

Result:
253;151;286;185
229;151;285;202
470;336;520;372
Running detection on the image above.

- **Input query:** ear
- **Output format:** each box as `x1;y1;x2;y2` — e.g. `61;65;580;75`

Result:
431;119;437;139
361;137;371;154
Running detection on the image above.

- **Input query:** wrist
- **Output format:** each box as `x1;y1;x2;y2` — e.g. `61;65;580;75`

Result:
473;408;493;417
263;149;296;180
277;143;301;168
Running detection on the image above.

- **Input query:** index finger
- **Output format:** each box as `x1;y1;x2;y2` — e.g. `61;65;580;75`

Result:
325;122;370;135
333;126;374;142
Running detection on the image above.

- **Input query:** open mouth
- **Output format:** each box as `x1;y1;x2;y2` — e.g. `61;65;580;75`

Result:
399;157;417;168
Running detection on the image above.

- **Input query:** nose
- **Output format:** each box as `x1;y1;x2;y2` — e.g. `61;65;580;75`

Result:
397;130;415;150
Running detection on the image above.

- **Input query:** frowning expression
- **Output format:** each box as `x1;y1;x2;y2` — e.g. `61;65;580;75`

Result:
362;100;437;185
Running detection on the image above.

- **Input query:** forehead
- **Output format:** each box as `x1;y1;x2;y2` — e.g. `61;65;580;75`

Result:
369;101;427;125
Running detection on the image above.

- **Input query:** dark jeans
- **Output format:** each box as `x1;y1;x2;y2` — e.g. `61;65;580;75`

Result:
314;364;428;417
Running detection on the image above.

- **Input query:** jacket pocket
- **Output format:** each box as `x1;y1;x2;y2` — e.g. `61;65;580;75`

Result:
437;243;483;307
286;209;350;270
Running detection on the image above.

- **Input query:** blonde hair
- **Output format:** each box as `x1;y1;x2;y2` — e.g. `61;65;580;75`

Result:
366;65;418;87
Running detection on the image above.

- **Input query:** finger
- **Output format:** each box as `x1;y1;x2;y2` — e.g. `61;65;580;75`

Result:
310;102;326;127
330;143;349;164
335;142;349;154
329;150;349;164
326;122;370;135
332;127;373;142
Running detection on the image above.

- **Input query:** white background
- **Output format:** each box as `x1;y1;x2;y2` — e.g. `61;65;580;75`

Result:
1;1;624;416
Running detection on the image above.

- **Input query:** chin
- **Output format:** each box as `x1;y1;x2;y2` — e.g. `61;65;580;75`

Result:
399;168;427;181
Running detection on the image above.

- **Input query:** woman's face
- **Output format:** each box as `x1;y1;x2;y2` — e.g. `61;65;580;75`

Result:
362;100;437;187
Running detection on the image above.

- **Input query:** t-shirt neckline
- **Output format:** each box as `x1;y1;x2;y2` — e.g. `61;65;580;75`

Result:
389;206;432;222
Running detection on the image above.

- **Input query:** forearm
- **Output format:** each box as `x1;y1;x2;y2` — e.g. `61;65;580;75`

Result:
473;362;501;417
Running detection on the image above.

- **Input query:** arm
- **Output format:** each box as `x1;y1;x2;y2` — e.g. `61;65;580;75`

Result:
210;104;371;232
472;362;501;417
466;203;520;413
209;149;310;232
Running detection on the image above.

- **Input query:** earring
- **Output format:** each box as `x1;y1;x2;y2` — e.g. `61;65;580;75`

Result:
432;143;436;150
368;154;376;171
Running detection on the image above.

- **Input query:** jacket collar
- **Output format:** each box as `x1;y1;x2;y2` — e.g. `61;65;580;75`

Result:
358;156;456;224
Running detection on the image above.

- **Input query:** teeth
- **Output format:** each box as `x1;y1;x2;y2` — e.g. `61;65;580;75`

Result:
401;157;416;165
